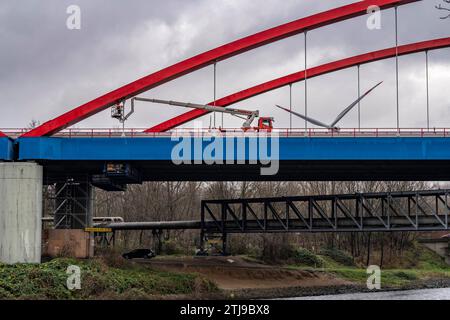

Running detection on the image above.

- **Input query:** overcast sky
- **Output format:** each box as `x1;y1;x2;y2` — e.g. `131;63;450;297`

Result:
0;0;449;130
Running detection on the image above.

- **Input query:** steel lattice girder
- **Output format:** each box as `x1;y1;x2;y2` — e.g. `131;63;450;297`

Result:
201;190;450;234
147;37;450;132
202;216;449;233
21;0;419;137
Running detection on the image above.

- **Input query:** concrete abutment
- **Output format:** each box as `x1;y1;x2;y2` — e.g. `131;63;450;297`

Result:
0;162;43;264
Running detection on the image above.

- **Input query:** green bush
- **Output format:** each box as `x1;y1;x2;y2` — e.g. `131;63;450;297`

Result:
319;247;355;267
229;236;257;256
403;243;450;270
393;271;419;281
260;235;296;263
0;258;217;300
162;239;184;255
292;248;325;268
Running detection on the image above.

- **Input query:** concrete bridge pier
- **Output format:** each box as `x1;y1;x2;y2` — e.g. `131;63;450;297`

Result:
0;162;43;264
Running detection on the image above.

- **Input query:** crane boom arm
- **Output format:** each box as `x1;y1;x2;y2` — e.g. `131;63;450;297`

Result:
132;97;260;128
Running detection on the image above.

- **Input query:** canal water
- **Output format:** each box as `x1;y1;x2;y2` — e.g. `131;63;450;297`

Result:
286;288;450;300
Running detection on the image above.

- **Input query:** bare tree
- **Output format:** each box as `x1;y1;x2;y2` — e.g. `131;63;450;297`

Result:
89;180;432;263
27;119;40;129
436;0;450;19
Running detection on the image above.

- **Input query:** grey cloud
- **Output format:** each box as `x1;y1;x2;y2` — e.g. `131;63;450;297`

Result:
0;0;448;130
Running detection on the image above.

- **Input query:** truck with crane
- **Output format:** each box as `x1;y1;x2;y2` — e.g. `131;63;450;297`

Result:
130;97;274;132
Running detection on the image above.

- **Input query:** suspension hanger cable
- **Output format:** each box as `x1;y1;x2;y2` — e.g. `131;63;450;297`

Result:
395;7;400;132
213;62;217;128
289;84;293;130
426;50;430;130
358;65;361;130
304;31;308;134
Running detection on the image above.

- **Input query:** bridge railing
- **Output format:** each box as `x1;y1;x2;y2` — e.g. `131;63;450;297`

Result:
3;128;450;138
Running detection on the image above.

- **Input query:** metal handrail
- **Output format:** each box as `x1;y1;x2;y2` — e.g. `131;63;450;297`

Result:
2;128;450;138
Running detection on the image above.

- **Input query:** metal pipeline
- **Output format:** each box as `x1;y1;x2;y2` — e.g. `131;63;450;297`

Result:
102;220;207;231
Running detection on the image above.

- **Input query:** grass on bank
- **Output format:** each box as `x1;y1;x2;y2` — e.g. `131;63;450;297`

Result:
0;258;218;300
285;244;450;287
0;242;448;299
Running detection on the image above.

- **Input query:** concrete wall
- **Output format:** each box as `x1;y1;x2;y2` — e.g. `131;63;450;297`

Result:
43;229;94;259
0;163;43;264
421;240;450;265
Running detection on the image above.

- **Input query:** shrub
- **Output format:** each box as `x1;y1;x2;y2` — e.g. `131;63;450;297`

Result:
162;239;184;255
320;247;355;267
0;258;219;300
95;247;130;269
393;271;419;281
228;236;253;256
292;248;325;268
259;235;296;263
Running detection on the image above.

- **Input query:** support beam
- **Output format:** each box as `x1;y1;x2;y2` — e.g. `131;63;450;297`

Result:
146;37;450;132
53;179;93;230
0;163;43;264
21;0;419;137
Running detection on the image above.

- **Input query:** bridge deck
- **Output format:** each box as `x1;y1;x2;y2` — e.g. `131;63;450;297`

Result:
14;136;450;181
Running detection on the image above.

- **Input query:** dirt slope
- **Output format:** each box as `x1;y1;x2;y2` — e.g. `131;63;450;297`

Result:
141;256;349;290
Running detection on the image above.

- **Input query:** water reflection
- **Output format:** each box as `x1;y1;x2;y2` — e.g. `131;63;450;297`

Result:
287;288;450;300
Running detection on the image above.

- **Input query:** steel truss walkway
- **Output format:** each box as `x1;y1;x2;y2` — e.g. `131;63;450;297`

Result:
200;190;450;238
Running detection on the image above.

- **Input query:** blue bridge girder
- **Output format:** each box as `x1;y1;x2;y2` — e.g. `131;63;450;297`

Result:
17;137;450;161
0;138;14;161
15;136;450;182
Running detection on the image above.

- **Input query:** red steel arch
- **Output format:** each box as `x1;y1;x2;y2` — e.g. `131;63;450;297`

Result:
146;37;450;132
22;0;418;137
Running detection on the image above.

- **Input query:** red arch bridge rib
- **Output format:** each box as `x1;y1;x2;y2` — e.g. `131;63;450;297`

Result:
22;0;419;137
146;37;450;132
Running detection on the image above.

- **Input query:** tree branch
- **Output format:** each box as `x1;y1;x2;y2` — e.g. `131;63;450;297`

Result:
436;1;450;19
436;4;450;11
